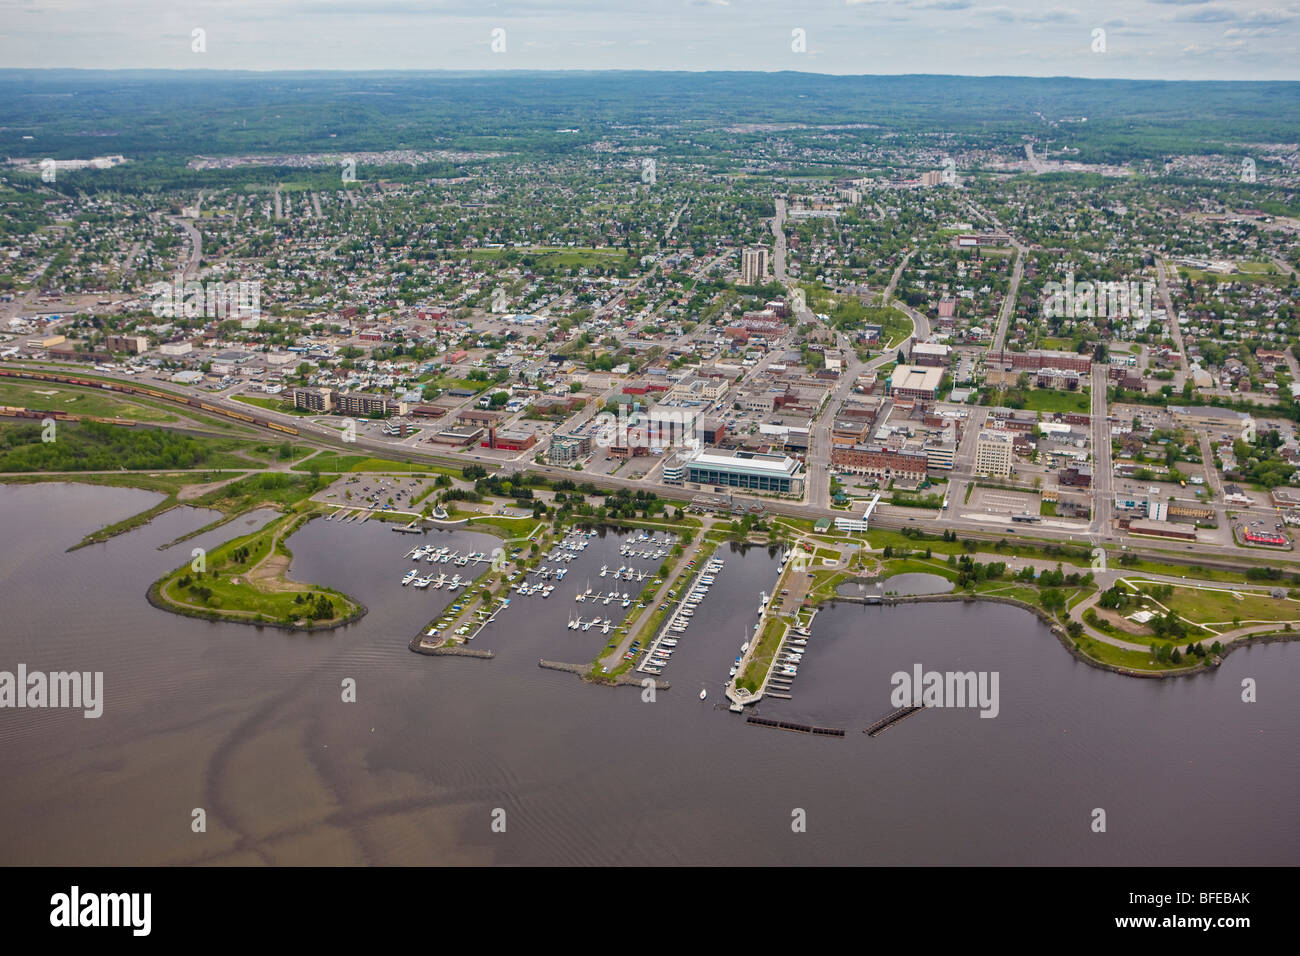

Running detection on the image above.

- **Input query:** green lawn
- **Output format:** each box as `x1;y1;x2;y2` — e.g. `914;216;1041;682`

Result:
1072;634;1205;672
736;615;786;695
1129;580;1300;626
232;394;291;412
153;511;360;626
1019;388;1092;414
289;453;452;475
0;379;178;422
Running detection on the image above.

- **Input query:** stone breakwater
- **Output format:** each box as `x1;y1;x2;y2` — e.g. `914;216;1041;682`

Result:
408;637;494;659
538;659;669;689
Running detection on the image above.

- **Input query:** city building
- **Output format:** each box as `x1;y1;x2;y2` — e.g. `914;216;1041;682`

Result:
548;434;592;465
910;342;952;367
885;364;944;401
975;430;1014;478
741;246;770;284
986;349;1091;375
335;391;389;417
681;448;804;495
831;445;928;483
483;428;536;452
1169;405;1256;442
924;437;956;471
106;335;149;354
293;387;334;413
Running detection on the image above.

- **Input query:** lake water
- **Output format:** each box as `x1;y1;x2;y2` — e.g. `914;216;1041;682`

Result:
1;483;1297;865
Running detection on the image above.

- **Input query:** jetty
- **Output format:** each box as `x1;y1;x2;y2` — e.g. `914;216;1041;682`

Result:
746;716;844;737
539;659;669;689
408;636;494;659
864;705;925;737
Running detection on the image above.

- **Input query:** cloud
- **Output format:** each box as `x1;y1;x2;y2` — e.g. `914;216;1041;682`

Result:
1176;6;1239;22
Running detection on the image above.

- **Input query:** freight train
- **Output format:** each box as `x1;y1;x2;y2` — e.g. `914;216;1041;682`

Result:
0;368;300;436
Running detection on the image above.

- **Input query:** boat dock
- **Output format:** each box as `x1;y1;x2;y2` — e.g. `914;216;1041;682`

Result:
746;716;844;737
864;705;925;737
636;553;725;675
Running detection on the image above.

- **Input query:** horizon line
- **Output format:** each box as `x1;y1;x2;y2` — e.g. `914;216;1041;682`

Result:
0;67;1296;85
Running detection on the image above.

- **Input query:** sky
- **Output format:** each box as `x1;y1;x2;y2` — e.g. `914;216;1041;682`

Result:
2;0;1298;80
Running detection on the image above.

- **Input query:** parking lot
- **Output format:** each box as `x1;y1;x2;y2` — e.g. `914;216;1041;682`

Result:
967;486;1038;517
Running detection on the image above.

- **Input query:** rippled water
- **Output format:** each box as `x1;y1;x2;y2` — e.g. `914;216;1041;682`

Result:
1;483;1297;865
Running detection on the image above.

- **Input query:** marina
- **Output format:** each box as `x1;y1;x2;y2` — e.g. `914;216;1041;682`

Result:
637;554;726;675
1;486;1297;866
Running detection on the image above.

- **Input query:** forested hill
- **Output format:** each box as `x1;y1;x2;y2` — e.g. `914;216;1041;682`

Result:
1;69;1295;165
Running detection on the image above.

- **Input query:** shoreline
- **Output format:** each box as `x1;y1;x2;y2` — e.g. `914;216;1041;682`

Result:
825;589;1300;679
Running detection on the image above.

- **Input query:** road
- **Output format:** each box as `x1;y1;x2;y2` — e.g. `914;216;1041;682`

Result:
1152;257;1189;372
167;215;204;280
771;197;788;282
961;197;1026;352
991;242;1024;351
1090;364;1113;536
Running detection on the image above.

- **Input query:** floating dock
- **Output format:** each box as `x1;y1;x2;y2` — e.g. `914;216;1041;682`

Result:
746;716;844;737
864;705;925;737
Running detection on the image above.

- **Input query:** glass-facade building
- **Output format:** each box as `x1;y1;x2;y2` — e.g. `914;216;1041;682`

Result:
683;450;802;495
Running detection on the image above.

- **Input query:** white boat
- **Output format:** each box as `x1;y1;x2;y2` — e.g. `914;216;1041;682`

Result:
413;576;432;589
601;620;611;635
699;688;707;700
575;592;585;603
542;585;554;598
581;620;592;631
599;565;608;577
402;569;418;586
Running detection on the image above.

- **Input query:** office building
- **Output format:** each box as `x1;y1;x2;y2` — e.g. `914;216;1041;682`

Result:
975;430;1014;478
682;448;803;495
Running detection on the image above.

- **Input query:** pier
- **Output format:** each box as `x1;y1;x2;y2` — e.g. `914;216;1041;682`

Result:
746;716;845;737
636;553;724;676
864;705;925;737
